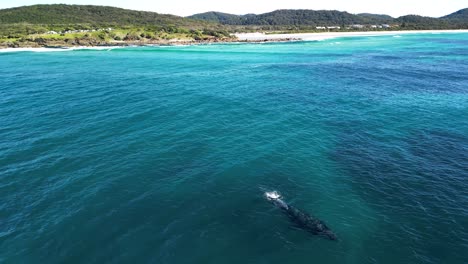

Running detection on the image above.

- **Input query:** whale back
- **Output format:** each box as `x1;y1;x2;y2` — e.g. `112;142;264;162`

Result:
264;191;337;240
286;205;337;240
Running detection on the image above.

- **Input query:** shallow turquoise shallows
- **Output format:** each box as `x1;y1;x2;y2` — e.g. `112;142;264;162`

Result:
1;33;468;264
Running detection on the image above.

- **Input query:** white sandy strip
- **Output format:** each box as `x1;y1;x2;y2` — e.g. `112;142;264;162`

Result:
0;46;122;53
235;30;468;41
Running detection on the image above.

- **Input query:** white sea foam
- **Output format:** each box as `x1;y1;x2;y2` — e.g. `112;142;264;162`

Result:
0;46;122;53
0;47;69;53
235;30;468;42
265;191;281;200
70;46;122;50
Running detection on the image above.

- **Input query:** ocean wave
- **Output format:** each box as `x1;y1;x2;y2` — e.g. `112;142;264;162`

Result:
0;46;122;53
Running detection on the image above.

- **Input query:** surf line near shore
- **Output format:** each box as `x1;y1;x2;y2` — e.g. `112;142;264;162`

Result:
2;30;468;52
235;29;468;42
0;46;125;52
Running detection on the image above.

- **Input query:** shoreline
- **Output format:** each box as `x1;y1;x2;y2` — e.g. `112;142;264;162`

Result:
1;29;468;52
0;38;299;52
235;29;468;41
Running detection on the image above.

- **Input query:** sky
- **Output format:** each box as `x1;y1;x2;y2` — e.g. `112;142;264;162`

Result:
0;0;466;17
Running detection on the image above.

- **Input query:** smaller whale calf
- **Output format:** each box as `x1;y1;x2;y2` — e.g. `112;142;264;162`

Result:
265;191;337;241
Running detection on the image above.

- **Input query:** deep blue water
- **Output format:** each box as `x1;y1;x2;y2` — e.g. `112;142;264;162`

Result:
1;33;467;263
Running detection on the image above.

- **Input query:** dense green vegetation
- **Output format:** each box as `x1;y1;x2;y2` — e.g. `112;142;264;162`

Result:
188;12;246;25
442;8;468;27
0;4;467;47
190;9;468;29
247;10;364;26
190;10;370;26
0;4;214;27
443;8;468;21
396;15;450;30
357;13;394;24
0;5;233;47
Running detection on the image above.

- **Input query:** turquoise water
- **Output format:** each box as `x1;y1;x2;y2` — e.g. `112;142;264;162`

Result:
1;33;467;263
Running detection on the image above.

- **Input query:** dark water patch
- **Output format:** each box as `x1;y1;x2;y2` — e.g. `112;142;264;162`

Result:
331;128;468;263
369;54;403;60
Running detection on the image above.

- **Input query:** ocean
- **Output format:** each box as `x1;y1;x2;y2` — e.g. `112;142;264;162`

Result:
1;33;467;263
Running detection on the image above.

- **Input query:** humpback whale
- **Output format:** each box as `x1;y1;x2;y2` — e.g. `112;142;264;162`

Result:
265;191;337;241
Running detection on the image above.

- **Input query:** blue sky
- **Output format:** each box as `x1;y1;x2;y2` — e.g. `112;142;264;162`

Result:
0;0;466;17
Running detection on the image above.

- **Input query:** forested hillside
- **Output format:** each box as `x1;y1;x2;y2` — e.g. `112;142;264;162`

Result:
190;8;468;29
0;4;210;27
0;4;232;47
442;8;468;27
1;4;467;48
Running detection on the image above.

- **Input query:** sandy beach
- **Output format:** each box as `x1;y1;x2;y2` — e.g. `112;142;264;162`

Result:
235;30;468;41
2;30;468;52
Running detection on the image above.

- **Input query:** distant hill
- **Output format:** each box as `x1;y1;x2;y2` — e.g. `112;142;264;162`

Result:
442;8;468;26
396;15;450;29
1;4;467;35
188;11;245;24
190;10;369;26
357;13;394;24
245;10;366;26
1;4;467;48
189;8;468;29
442;8;468;20
0;4;211;28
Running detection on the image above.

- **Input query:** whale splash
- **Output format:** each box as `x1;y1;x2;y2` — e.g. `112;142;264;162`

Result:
265;191;337;241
